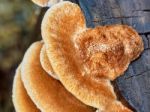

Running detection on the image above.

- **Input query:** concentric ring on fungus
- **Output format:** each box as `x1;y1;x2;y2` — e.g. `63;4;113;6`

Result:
31;0;63;7
42;1;143;111
21;41;95;112
12;65;40;112
40;45;59;80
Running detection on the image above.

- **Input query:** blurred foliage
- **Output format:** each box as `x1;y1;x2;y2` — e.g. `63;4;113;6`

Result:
0;0;40;70
0;0;41;112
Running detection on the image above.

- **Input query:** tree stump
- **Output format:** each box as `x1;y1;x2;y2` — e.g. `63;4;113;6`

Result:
69;0;150;112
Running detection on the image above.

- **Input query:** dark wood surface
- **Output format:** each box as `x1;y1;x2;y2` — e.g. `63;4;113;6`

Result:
69;0;150;112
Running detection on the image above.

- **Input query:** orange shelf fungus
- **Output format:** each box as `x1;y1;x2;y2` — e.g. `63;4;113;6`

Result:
42;1;143;111
12;1;143;112
13;41;95;112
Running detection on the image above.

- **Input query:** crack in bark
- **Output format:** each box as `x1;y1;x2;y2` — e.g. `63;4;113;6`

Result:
69;0;79;4
125;69;150;80
139;32;150;35
142;35;150;49
134;9;150;12
144;48;150;51
144;92;150;95
145;36;150;48
139;33;150;48
92;16;140;22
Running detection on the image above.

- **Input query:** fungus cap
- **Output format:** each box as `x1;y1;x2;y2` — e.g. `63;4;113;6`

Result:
40;45;59;80
12;65;40;112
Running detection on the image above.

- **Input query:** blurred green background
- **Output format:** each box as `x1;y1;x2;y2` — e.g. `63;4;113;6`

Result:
0;0;44;111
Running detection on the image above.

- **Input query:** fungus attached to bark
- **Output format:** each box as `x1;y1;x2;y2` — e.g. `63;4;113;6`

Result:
41;1;143;111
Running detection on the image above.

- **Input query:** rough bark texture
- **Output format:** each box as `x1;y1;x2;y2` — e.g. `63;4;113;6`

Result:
69;0;150;112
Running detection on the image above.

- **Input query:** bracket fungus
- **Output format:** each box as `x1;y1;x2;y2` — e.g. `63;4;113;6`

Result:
41;1;143;111
12;1;144;112
20;41;95;112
